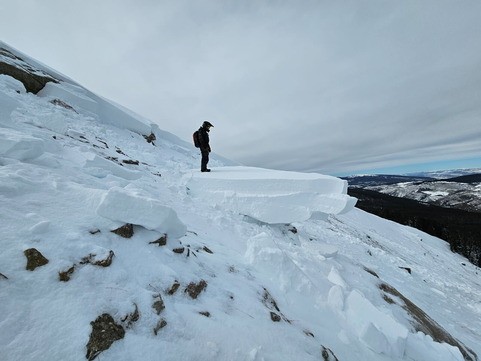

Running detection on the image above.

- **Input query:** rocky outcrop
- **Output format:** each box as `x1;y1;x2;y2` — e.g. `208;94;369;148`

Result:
0;47;58;94
379;282;477;361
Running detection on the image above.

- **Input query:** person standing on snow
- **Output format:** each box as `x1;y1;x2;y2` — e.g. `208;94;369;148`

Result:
198;121;214;172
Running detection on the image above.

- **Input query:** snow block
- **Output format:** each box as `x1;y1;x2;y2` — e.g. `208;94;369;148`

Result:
0;127;44;161
184;166;357;224
96;187;186;237
345;290;408;358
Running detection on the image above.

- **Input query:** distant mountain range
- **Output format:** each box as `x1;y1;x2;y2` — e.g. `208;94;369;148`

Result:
345;168;481;266
343;168;481;213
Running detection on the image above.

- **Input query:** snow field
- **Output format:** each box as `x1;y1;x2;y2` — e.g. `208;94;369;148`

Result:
1;43;480;361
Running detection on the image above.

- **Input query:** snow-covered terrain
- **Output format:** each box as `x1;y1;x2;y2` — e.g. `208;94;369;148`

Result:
1;41;480;361
363;181;481;213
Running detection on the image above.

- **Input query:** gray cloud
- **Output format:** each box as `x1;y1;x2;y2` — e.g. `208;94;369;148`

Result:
1;0;481;174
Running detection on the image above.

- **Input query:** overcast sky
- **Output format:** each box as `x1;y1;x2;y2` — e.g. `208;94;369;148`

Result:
1;0;481;175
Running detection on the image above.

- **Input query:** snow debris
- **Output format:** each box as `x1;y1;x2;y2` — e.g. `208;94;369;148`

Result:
0;127;44;161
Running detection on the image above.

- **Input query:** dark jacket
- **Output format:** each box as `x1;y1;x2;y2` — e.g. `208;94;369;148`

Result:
198;126;211;152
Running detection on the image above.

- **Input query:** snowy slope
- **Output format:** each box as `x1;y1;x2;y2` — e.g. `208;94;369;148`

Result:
1;42;480;361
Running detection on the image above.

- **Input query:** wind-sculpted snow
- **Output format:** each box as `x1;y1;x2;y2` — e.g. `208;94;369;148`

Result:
184;166;357;223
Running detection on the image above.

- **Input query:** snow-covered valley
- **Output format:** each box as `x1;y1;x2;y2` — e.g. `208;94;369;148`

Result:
1;42;480;361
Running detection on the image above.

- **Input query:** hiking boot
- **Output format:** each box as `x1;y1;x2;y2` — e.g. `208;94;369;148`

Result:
201;169;211;172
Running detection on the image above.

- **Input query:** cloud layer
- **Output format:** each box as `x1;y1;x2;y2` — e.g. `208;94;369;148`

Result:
1;0;481;174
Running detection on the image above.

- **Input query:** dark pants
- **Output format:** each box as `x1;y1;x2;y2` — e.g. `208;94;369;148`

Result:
201;150;209;171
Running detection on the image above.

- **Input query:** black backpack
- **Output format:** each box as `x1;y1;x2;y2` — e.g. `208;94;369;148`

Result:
193;130;200;148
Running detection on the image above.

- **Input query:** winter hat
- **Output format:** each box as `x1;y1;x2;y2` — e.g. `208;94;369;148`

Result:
202;121;214;128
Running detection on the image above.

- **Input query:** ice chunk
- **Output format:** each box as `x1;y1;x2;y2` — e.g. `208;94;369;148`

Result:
96;187;186;237
345;290;408;358
0;127;44;161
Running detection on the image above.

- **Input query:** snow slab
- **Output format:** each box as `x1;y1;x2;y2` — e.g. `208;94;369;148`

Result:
96;186;187;237
184;166;357;224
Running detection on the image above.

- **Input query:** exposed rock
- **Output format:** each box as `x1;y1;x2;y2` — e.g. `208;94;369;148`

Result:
303;330;315;337
122;159;139;165
152;294;165;315
92;250;115;267
172;247;185;254
202;246;213;254
153;318;167;335
0;48;58;93
199;311;211;317
111;223;134;238
270;312;281;322
363;267;379;278
399;266;412;274
143;133;156;144
321;346;339;361
121;303;140;329
80;250;115;267
149;234;167;246
89;229;101;235
167;281;181;295
86;313;125;361
288;226;298;234
59;265;75;282
50;99;77;113
262;288;280;312
379;282;477;361
262;288;291;323
0;272;8;280
24;248;49;271
185;280;207;299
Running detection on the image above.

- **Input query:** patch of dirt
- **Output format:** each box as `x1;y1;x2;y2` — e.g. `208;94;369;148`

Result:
24;248;49;271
